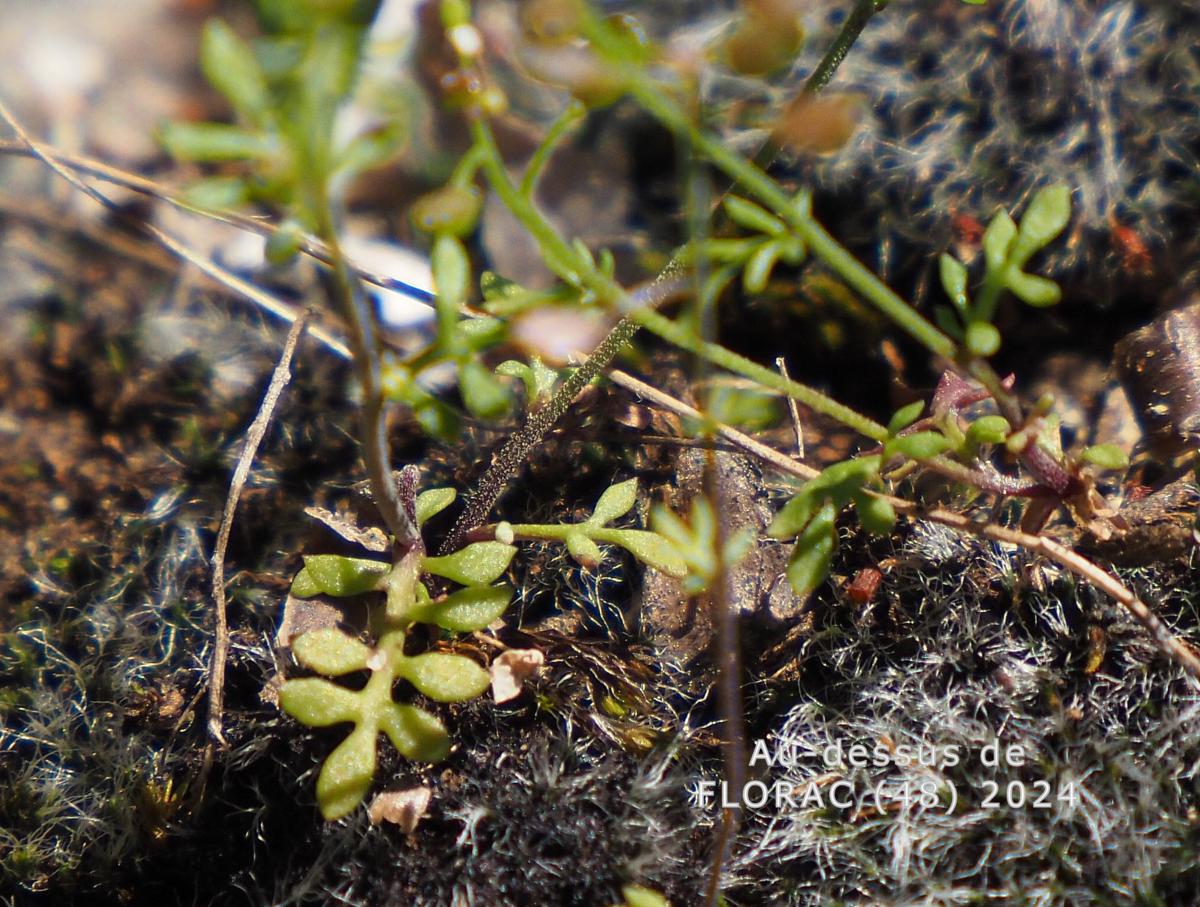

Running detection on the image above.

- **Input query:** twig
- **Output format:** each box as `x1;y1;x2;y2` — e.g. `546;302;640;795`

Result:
604;364;819;480
0;99;352;360
908;504;1200;682
209;309;312;746
0;138;435;306
776;356;805;459
704;462;744;907
616;371;1200;683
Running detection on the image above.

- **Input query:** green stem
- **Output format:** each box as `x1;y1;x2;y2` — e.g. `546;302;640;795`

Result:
312;184;419;548
618;72;959;361
449;142;487;187
630;306;889;442
469;117;623;303
519;100;587;197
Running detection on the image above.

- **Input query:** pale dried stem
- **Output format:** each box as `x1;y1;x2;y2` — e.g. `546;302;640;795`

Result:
614;371;1200;683
0;104;352;359
209;309;312;746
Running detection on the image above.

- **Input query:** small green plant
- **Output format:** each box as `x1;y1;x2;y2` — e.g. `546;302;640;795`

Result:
935;184;1072;357
161;0;1182;849
282;471;683;819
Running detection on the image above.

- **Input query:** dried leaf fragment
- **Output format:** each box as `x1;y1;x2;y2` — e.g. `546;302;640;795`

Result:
491;648;545;703
366;786;433;831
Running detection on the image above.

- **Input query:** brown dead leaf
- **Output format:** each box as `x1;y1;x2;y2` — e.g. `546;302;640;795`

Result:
366;786;432;831
490;648;545;703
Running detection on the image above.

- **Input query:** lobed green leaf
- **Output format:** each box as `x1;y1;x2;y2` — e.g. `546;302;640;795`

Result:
967;415;1010;446
938;253;969;315
200;19;271;126
1004;270;1061;307
602;527;688;579
887;400;925;436
411;583;512;632
379;703;450;763
422;542;516;586
459;359;511;419
723;195;786;235
292;629;373;676
1012;184;1072;265
885;431;952;461
279;678;361;727
1080;443;1129;470
982;210;1017;273
399;652;490;702
300;554;390;597
786;501;837;595
589;478;639;525
855;493;896;536
315;725;376;820
416;487;457;526
566;531;603;569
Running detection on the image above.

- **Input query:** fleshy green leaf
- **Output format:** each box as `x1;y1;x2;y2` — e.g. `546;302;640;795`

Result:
315;725;376;820
398;653;490;702
292;629;373;676
291;567;322;598
480;271;524;301
300;554;390;597
934;304;964;340
181;176;248;210
887;401;925;436
589;478;638;525
1080;443;1130;470
938;253;969;315
379;703;450;763
459;359;510;419
855;493;896;536
566;531;604;569
413;583;512;632
768;456;883;539
200;19;271;126
885;431;952;460
786;501;837;595
332;121;406;181
621;885;671;907
723;195;785;235
767;488;818;540
964;321;1001;356
265;221;304;265
1012;184;1071;265
411;184;483;236
601;528;688;578
455;316;506;348
422;542;516;585
432;233;471;310
1004;270;1062;307
967;415;1010;445
982;210;1017;273
159;122;276;162
279;678;361;727
416;487;457;526
743;239;780;294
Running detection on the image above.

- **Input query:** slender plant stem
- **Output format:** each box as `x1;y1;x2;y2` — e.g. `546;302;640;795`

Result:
313;189;419;549
469;117;623;303
440;313;642;553
630;306;890;441
804;0;890;95
519;100;587;197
